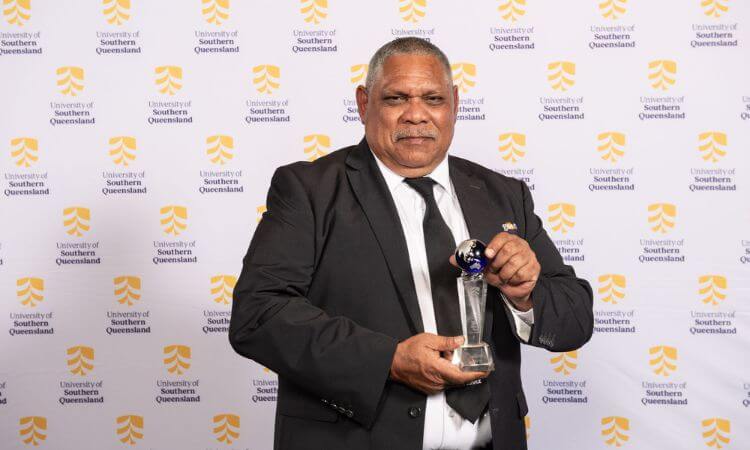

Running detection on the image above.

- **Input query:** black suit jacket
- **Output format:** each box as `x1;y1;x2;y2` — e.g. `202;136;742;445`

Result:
229;139;594;450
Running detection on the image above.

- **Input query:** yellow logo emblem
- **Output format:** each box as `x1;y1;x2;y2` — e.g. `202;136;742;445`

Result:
63;206;91;237
550;351;578;375
498;0;526;22
19;416;46;446
702;417;730;448
103;0;130;25
596;132;626;163
547;61;575;92
698;275;727;306
3;0;30;26
163;345;191;375
202;0;229;25
599;0;627;19
211;274;237;305
498;132;526;163
67;345;95;376
206;135;234;165
300;0;327;24
399;0;427;23
56;66;85;97
116;415;144;445
252;65;281;95
698;131;727;163
649;345;677;376
524;416;530;440
350;64;368;85
114;276;141;306
257;205;267;223
17;277;44;308
108;136;137;167
701;0;729;18
155;66;183;96
647;203;676;234
548;203;576;234
10;137;38;168
160;205;188;236
597;274;626;304
601;416;630;447
213;414;240;444
648;60;677;91
451;62;477;94
303;134;330;161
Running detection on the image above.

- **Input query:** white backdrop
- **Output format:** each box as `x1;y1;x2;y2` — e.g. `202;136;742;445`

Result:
0;0;748;449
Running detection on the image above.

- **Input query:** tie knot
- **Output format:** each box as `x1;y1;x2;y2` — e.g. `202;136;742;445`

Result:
404;177;437;199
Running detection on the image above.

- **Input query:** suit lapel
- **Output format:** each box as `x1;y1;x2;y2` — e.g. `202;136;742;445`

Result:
346;140;424;334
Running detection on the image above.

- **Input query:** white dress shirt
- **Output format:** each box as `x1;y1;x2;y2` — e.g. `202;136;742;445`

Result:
372;152;534;450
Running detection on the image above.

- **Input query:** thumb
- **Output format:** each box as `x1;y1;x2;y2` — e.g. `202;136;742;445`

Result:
431;335;464;351
449;254;459;268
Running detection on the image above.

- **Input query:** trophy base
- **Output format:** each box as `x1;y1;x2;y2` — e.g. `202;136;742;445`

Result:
452;343;495;372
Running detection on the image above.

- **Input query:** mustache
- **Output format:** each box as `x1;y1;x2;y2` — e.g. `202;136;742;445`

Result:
393;128;438;141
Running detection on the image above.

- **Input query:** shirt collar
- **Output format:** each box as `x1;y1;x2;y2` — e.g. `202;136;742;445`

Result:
371;148;451;193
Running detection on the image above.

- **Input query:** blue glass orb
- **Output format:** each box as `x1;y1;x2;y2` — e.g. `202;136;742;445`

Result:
455;239;488;274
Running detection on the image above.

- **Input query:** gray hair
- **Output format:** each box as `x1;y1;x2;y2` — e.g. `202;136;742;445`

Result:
365;37;452;91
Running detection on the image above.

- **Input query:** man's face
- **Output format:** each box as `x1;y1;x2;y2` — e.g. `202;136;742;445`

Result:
356;53;458;177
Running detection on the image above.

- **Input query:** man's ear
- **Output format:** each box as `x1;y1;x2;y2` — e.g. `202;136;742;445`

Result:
452;85;459;120
356;85;368;124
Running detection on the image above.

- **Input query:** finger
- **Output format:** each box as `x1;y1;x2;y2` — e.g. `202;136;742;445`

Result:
488;240;523;273
498;255;530;284
484;232;514;259
508;260;540;286
428;335;464;352
449;254;458;268
434;359;489;385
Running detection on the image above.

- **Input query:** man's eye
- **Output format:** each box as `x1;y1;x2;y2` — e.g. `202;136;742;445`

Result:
384;96;406;104
425;96;444;104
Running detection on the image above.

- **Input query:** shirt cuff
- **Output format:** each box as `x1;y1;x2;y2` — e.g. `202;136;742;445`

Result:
500;292;534;343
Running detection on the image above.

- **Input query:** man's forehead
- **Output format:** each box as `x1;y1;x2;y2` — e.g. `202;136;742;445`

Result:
377;54;451;89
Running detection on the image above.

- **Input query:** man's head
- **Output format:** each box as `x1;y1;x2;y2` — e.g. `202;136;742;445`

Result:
356;38;458;178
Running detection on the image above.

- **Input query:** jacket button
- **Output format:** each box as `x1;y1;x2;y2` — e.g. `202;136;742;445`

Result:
408;406;422;418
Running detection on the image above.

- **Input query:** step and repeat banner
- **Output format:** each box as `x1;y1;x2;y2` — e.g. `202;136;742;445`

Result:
1;0;748;448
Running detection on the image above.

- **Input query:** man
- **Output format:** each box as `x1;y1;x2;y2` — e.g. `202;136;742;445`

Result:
229;38;593;450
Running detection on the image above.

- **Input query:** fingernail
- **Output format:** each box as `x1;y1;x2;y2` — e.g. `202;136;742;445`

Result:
485;248;496;258
454;336;464;345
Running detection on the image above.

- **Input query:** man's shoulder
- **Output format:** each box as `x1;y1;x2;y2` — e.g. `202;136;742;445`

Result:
449;154;524;190
274;144;357;185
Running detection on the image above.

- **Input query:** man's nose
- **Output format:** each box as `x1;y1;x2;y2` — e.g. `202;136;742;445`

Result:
400;97;429;124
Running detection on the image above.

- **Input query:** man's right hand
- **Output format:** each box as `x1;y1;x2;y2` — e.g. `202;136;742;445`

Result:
389;333;489;395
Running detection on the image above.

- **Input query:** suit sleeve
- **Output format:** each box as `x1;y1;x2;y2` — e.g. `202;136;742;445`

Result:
517;181;594;352
229;166;398;429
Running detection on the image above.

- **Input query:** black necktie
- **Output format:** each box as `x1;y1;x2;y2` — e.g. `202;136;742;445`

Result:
404;177;489;423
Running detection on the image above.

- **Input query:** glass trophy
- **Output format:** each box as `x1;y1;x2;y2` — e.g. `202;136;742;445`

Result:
452;239;495;372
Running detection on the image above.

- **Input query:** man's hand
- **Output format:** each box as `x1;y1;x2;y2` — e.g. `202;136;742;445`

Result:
389;333;489;395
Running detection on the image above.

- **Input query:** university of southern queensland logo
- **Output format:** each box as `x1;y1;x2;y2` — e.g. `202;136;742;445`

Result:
601;416;630;447
63;206;91;237
108;136;136;166
701;0;729;18
300;0;327;24
252;65;280;94
160;205;188;236
649;345;677;376
206;135;234;165
154;66;183;95
550;351;578;375
648;60;677;91
399;0;427;23
10;137;38;167
17;277;44;307
647;203;676;234
547;61;575;92
598;0;627;20
498;132;526;163
498;0;526;22
202;0;230;25
67;345;95;376
163;345;191;375
303;134;330;161
597;132;626;163
256;205;267;223
56;66;85;97
211;275;237;305
597;274;626;304
114;276;141;306
548;203;576;234
213;414;240;444
102;0;130;25
698;275;727;306
3;0;30;26
698;131;727;163
116;414;144;445
451;63;477;94
701;417;730;448
19;416;46;446
350;64;368;85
